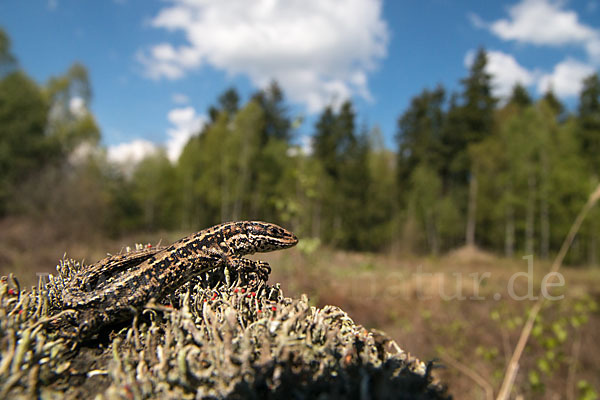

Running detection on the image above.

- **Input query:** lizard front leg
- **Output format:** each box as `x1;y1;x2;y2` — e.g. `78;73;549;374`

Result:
228;257;272;281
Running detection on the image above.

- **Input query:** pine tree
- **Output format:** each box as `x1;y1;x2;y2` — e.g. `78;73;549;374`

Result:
209;87;240;122
313;106;338;179
577;73;600;174
396;85;446;201
508;83;532;108
0;28;16;76
441;48;497;179
251;81;292;143
441;48;497;247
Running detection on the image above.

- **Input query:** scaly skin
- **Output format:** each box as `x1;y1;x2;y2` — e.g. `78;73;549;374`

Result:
60;221;298;338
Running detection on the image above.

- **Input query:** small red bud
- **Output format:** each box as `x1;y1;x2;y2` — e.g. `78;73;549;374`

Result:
271;306;277;312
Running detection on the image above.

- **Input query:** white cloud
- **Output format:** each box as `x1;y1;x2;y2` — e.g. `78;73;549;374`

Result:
106;106;206;168
490;0;596;45
166;106;206;162
172;93;190;104
138;0;388;112
537;58;596;97
467;12;487;30
69;96;86;117
470;50;538;99
473;0;600;63
69;142;102;165
464;49;596;99
107;139;158;165
286;134;313;157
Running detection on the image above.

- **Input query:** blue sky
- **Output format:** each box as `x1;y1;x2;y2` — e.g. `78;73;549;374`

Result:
0;0;599;163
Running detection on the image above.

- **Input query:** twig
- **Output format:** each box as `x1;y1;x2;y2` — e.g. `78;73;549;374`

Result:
440;352;494;400
496;184;600;400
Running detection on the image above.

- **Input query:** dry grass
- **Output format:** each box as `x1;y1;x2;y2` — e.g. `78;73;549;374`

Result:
263;247;600;399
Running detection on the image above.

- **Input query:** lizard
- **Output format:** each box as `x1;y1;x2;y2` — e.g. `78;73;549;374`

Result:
56;221;298;339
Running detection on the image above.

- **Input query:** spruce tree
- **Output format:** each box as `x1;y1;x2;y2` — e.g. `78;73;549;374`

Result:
577;73;600;174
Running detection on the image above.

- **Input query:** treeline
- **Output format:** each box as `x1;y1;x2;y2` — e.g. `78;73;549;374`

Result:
2;26;600;263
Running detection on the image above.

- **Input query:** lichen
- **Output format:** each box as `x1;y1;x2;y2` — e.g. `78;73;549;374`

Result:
0;255;451;399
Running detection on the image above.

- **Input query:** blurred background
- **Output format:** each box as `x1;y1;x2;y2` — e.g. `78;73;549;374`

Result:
0;0;599;398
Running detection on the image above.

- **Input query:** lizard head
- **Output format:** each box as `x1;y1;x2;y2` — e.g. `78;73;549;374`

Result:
225;221;298;255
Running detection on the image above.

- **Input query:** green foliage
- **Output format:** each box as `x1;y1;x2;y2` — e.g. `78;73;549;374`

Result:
131;150;179;230
45;62;100;154
311;101;386;250
0;27;16;75
489;296;598;397
408;163;442;253
0;71;50;213
176;99;283;229
252;81;292;143
577;73;600;174
577;379;598;400
396;85;445;195
441;48;497;181
208;86;239;122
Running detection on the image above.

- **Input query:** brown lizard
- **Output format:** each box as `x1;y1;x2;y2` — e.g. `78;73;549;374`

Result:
58;221;298;339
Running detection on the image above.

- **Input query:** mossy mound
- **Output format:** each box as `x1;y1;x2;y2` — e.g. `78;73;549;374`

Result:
0;257;450;399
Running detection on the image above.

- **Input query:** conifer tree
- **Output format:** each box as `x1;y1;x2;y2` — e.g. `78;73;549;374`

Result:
577;73;600;174
441;48;497;247
396;85;445;199
252;81;292;143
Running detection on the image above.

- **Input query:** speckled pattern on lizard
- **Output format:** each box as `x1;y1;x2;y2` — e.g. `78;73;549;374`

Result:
56;221;298;339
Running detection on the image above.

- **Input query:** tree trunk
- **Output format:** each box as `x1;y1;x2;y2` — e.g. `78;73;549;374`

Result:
540;194;550;259
466;172;478;247
426;212;439;255
589;218;597;266
220;156;229;222
505;200;515;258
540;150;550;259
232;130;252;221
312;201;321;239
144;197;155;231
525;173;536;255
181;171;193;229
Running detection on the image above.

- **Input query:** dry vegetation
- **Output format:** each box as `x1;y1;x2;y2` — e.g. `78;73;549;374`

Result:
266;247;600;399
